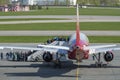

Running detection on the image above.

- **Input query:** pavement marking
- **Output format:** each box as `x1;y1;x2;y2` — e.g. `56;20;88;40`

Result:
76;61;80;80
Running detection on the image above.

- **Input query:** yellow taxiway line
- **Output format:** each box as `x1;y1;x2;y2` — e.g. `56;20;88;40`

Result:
76;61;80;80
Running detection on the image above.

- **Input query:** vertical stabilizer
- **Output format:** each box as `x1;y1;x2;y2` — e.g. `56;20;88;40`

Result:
76;4;80;46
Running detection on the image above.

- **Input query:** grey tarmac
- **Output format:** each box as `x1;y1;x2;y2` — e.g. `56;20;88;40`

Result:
0;31;119;36
0;15;120;20
0;43;120;80
0;15;120;24
0;19;120;24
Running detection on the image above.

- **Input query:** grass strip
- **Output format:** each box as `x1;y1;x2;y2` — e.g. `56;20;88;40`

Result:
0;36;119;43
0;8;120;16
0;22;120;30
88;36;120;43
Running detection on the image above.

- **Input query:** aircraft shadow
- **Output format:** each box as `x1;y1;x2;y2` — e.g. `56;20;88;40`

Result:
89;64;120;68
3;61;79;78
2;61;120;78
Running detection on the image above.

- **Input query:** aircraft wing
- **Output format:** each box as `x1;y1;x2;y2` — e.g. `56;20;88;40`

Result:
0;46;44;51
84;44;120;54
0;45;70;53
94;47;120;53
37;44;70;50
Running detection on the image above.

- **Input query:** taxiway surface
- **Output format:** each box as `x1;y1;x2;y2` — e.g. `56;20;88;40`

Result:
0;15;120;20
0;31;120;36
0;43;120;80
0;15;120;24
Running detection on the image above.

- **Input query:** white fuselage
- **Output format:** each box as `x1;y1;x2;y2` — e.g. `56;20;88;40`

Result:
69;32;89;48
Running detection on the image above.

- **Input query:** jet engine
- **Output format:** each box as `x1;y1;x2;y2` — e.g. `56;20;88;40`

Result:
104;51;114;62
43;51;53;62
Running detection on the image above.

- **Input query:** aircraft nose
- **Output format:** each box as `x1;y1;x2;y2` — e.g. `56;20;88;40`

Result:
76;46;79;49
76;46;83;50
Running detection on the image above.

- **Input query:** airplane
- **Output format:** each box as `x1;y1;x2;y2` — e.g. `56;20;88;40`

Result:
0;4;120;68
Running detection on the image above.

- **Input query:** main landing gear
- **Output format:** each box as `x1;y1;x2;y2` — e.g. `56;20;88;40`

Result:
53;52;62;68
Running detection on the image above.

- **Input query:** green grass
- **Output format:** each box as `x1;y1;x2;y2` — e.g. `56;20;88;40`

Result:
0;8;120;16
80;22;120;30
0;22;120;30
0;36;119;43
88;36;120;43
80;8;120;16
0;23;75;30
0;36;52;43
0;18;68;21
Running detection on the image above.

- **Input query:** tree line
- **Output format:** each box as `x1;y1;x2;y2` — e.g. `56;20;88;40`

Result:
77;0;120;6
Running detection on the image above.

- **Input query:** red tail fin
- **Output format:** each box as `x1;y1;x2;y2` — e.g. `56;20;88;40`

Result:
76;4;80;46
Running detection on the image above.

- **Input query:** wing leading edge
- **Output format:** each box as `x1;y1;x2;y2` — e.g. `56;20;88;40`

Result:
0;44;70;52
84;44;120;54
0;44;119;54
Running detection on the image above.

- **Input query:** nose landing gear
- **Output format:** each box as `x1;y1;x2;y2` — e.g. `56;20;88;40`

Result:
93;53;104;67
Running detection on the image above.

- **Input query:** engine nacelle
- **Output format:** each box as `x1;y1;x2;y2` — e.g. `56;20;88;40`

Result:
43;51;53;62
104;51;114;62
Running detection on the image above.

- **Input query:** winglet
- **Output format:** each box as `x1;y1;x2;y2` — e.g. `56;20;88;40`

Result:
76;4;80;47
